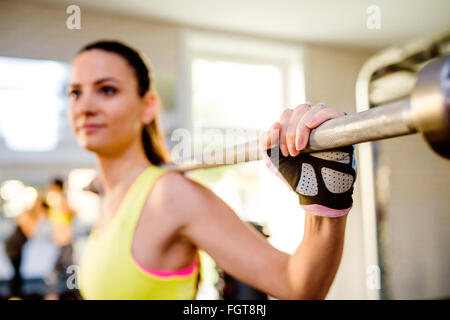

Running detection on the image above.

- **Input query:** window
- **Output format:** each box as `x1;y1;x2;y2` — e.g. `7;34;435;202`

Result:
181;32;306;255
0;57;70;151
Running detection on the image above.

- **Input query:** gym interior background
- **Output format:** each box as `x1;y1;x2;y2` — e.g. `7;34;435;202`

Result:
0;0;449;300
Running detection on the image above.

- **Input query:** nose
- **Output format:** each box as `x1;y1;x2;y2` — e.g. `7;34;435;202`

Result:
72;89;99;116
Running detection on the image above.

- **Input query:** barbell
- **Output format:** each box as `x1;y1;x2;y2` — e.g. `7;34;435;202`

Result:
162;56;450;172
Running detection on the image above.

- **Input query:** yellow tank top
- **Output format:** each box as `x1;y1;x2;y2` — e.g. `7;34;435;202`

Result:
48;208;73;226
46;191;73;226
79;165;200;300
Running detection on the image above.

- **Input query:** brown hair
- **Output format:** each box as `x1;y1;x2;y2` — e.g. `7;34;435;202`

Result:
78;40;171;165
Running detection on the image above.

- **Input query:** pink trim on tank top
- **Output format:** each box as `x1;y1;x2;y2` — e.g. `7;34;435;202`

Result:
301;204;352;217
132;257;199;278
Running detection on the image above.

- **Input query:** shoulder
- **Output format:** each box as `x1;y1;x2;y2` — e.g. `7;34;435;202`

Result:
147;170;218;220
152;170;212;203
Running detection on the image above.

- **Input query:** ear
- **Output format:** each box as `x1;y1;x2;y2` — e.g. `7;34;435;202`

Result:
141;91;158;124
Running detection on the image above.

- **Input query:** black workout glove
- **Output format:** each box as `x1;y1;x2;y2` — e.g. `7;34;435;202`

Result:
263;145;357;217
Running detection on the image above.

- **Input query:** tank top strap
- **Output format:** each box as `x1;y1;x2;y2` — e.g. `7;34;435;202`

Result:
114;165;168;243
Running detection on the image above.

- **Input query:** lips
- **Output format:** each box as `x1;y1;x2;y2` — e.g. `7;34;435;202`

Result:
80;123;105;133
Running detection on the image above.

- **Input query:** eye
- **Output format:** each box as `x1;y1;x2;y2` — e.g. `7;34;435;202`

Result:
100;86;117;96
69;89;81;99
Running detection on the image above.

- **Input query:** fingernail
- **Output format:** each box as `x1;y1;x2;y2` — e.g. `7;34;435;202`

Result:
306;118;316;127
280;144;288;157
296;138;302;150
301;140;307;151
288;143;296;156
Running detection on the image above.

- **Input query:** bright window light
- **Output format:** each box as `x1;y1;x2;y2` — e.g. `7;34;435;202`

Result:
0;57;70;151
0;179;24;201
192;59;283;131
67;168;100;224
0;180;37;217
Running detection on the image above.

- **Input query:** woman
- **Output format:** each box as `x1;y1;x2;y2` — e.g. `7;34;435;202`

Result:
5;196;48;298
44;178;77;300
71;40;356;300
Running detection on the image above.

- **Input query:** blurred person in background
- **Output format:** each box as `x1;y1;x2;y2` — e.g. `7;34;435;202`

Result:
5;195;48;299
44;178;77;300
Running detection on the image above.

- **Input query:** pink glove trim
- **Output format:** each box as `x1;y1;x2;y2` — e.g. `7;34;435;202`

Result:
300;204;352;218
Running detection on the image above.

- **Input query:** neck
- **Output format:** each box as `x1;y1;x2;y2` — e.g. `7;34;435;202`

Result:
96;139;152;195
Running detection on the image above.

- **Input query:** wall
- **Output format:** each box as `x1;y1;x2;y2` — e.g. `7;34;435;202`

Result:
304;44;375;299
378;134;450;299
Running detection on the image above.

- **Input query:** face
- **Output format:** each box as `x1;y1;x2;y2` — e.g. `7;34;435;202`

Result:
48;182;62;193
68;49;155;156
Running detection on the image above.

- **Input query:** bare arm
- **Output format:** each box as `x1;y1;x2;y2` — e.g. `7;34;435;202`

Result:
287;213;347;299
164;173;347;300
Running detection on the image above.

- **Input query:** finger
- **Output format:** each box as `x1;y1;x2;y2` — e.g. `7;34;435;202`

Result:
295;104;326;151
306;108;346;129
259;122;281;151
279;109;293;157
286;104;311;156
